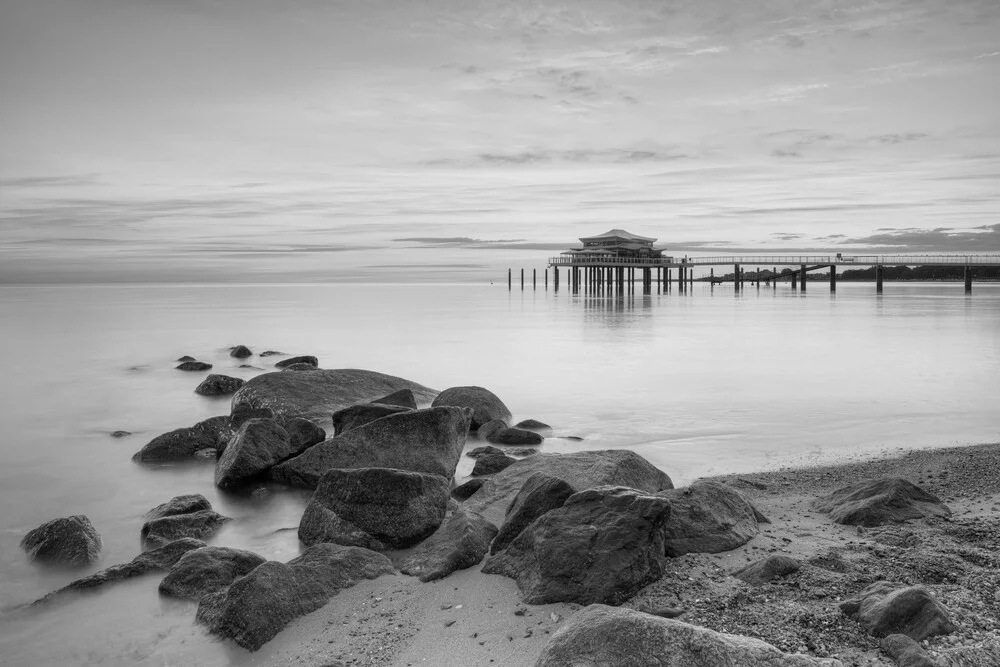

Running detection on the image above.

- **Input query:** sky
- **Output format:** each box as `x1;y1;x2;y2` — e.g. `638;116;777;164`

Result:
1;0;998;283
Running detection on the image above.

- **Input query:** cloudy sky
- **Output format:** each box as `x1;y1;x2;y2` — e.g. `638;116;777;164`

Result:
1;0;998;282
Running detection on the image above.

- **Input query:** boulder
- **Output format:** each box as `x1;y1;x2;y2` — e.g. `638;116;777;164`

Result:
195;374;245;396
491;472;575;555
467;445;506;459
281;363;320;371
813;478;951;527
259;350;284;357
331;403;412;436
177;361;212;371
141;510;231;548
177;355;196;362
229;405;275;431
880;634;937;667
465;450;674;527
481;486;672;605
21;515;102;566
159;546;266;601
534;604;844;667
282;417;326;455
145;494;212;520
196;543;395;651
452;478;487;500
298;468;450;550
471;451;517;476
270;407;471;489
370;388;419;409
487;427;544;446
399;506;498;582
515;419;551;432
432;386;512;430
215;418;291;489
733;554;801;586
839;583;955;640
132;415;233;463
507;448;540;457
658;481;766;556
229;345;252;359
231;368;437;427
477;419;507;441
274;355;318;368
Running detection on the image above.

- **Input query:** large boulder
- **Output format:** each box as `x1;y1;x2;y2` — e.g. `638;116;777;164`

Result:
159;546;266;601
657;481;766;556
535;604;844;667
229;405;276;431
432;386;512;430
452;478;487;500
215;418;291;489
482;486;672;605
733;554;801;586
465;450;674;526
144;494;213;520
370;388;419;409
282;417;326;455
331;403;412;436
21;515;102;566
471;451;517;476
487;427;544;446
230;368;437;427
132;416;233;463
399;506;498;582
270;407;471;489
839;583;955;640
229;345;252;359
477;419;507;441
195;374;245;396
491;472;575;555
813;478;951;527
141;510;231;548
196;543;395;651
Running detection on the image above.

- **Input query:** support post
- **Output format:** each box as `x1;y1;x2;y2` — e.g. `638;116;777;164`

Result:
965;266;973;294
508;268;511;291
830;265;837;292
876;265;883;294
554;267;559;290
734;264;740;292
792;272;797;289
800;265;807;292
533;269;537;290
521;268;524;290
545;269;548;289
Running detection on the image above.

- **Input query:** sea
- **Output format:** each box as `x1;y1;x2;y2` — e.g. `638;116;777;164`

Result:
0;280;997;666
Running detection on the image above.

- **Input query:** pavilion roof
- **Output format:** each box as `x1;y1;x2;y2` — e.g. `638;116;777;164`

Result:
578;229;657;243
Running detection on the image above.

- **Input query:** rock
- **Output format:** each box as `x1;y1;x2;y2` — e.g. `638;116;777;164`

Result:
481;486;672;605
282;417;326;455
880;634;937;667
635;605;685;619
515;419;551;432
839;583;955;640
229;345;252;359
508;448;540;457
399;506;498;582
144;494;212;520
466;450;674;527
487;427;544;446
109;430;132;438
274;355;318;368
534;604;844;667
467;445;506;459
331;403;412;436
231;368;437;427
298;468;450;550
141;510;231;548
177;361;212;371
477;419;507;441
196;543;395;651
432;386;512;430
259;350;284;357
239;364;263;370
733;554;801;586
215;419;292;489
195;374;245;396
229;405;276;431
177;355;196;362
813;478;951;527
21;515;102;566
452;478;487;501
159;546;266;601
491;472;575;555
271;407;471;489
132;415;233;463
281;363;320;371
471;451;517;476
658;481;766;556
370;388;419;409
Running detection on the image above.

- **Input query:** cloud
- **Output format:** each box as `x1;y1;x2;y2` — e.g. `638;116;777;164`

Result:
424;148;688;167
0;175;98;187
839;224;1000;251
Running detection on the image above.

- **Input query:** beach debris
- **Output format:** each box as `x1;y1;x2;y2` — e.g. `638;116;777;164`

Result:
432;386;512;431
659;481;768;557
399;506;497;582
194;373;245;396
813;477;951;527
21;515;102;566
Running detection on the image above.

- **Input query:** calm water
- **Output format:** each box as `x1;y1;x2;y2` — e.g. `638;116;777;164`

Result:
0;281;998;666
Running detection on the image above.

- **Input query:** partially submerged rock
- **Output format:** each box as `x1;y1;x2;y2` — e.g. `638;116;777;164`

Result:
813;478;951;527
399;506;498;582
176;361;212;371
141;510;231;548
432;386;512;430
109;430;132;438
132;415;233;463
477;419;507;441
515;419;551;432
274;355;318;368
658;481;767;556
159;546;266;601
487;427;544;446
491;472;575;555
471;451;517;476
733;554;801;586
229;345;252;359
215;418;291;489
331;403;412;436
21;515;102;566
195;374;245;396
839;582;955;640
144;494;212;520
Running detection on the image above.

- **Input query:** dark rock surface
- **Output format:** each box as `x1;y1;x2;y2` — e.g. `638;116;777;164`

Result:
471;451;517;476
196;543;395;651
467;445;506;459
177;355;196;362
158;546;266;601
141;510;231;548
298;468;450;550
176;361;213;371
491;472;575;555
432;386;512;430
229;405;276;431
274;355;318;368
195;374;245;396
331;403;412;436
281;362;320;371
880;634;937;667
477;419;507;441
270;407;471;489
514;419;551;432
839;582;955;640
486;426;544;446
451;478;487;501
369;388;419;409
109;430;132;438
399;506;498;582
481;486;672;605
132;415;233;463
282;417;326;456
813;478;951;527
215;418;291;489
145;494;213;520
229;345;252;359
259;350;284;357
658;481;766;556
733;554;801;586
21;515;102;566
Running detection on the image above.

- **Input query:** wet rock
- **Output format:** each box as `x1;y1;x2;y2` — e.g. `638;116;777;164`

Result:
477;419;507;441
452;478;487;501
733;554;801;586
110;430;132;438
658;481;767;556
229;345;252;359
471;451;517;476
196;543;395;651
159;546;266;601
491;472;575;555
514;419;551;432
21;515;102;566
215;419;292;489
274;355;318;368
141;510;231;548
481;486;672;605
839;582;955;640
507;448;540;457
534;604;844;667
813;478;951;527
370;388;419;409
298;467;450;550
271;407;471;489
281;363;320;371
177;361;213;371
259;350;284;357
177;355;196;362
399;506;498;582
880;634;937;667
132;415;233;463
144;494;212;520
432;386;512;430
195;374;245;396
332;403;412;436
239;364;263;370
467;445;506;459
229;405;276;431
283;417;326;455
487;427;544;446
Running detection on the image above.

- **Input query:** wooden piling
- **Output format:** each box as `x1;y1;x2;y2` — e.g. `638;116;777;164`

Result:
521;268;524;290
800;265;807;292
734;264;740;292
830;265;837;292
876;265;883;293
533;269;537;290
508;268;511;290
965;266;973;294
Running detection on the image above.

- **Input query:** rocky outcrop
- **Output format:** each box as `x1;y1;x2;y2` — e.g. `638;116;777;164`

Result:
482;486;672;605
399;506;498;582
331;403;412;436
158;546;266;601
432;386;512;430
534;604;844;667
813;478;951;527
658;481;767;556
132;416;233;463
196;543;395;651
452;478;487;500
215;418;291;489
491;472;575;555
21;515;102;566
839;583;955;640
370;388;419;409
487;427;544;446
471;451;517;476
144;494;213;520
733;554;801;586
176;361;212;371
274;355;318;368
141;510;231;548
230;368;437;427
299;468;450;550
229;345;252;359
270;407;471;489
195;374;245;396
283;417;326;455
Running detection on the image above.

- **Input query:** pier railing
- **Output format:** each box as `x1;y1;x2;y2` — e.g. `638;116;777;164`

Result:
549;254;1000;267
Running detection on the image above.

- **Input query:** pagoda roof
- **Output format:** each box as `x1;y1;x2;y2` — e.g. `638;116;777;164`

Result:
579;229;657;243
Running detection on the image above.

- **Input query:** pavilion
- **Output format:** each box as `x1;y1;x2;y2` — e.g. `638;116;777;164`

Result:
559;229;667;261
